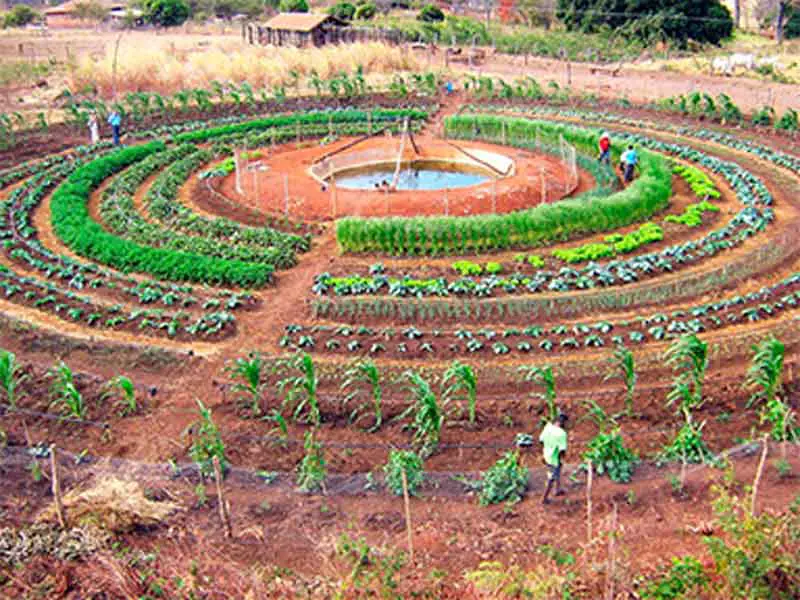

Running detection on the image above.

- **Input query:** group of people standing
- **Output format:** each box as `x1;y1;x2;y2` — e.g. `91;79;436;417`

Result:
87;110;122;146
598;131;637;183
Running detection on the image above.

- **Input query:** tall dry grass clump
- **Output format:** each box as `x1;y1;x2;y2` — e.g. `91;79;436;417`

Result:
68;39;418;97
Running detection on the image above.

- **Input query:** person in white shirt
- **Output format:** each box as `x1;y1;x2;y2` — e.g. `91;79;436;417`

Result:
539;413;568;504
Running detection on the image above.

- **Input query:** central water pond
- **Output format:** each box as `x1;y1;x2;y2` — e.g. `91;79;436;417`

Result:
331;160;494;191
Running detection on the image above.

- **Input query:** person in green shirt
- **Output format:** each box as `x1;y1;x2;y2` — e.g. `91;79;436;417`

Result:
539;413;568;504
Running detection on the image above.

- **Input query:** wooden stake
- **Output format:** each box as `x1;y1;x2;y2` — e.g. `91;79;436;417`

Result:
50;446;66;529
751;435;769;517
606;503;618;600
401;470;414;563
22;419;32;447
213;456;232;538
586;462;593;543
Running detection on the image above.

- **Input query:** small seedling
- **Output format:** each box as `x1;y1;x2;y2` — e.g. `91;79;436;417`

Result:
194;483;207;507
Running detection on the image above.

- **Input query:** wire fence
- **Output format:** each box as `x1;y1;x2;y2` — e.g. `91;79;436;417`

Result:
3;438;795;504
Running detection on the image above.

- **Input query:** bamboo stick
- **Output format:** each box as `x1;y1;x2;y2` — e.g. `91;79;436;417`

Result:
50;446;66;529
401;470;414;563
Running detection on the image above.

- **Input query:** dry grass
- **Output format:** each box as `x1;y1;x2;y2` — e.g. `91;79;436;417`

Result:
39;476;179;533
67;38;418;97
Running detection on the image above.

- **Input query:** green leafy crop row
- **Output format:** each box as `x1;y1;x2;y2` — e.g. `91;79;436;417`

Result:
336;115;672;255
51;143;272;288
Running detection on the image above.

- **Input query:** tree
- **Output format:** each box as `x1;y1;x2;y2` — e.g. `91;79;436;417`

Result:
354;2;376;19
145;0;190;26
516;0;556;28
279;0;309;12
3;4;39;28
329;1;356;20
555;0;734;46
776;1;800;41
73;1;109;22
418;3;444;22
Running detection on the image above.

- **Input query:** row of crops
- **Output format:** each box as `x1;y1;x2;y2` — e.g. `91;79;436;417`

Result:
335;115;673;255
0;106;430;339
49;108;429;288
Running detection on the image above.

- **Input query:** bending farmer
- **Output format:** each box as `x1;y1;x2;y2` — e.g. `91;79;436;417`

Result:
539;413;568;504
598;132;611;165
620;145;638;183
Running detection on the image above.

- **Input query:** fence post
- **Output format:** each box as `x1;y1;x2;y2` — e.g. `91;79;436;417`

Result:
586;462;593;543
332;172;338;218
751;434;769;517
234;148;242;195
213;456;233;538
328;115;333;137
50;446;67;529
295;120;300;143
444;187;449;216
401;470;414;564
606;503;618;600
491;179;497;213
367;112;372;135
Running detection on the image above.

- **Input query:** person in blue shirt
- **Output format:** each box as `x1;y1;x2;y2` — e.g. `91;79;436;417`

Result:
445;81;454;95
620;145;638;183
108;110;122;146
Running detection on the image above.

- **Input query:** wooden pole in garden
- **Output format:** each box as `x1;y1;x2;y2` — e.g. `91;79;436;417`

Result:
751;434;769;517
586;462;593;543
50;446;66;529
401;470;414;563
213;456;233;538
606;503;618;600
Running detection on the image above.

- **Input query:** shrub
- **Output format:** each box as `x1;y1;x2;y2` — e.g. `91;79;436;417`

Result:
478;451;529;505
328;1;356;20
775;108;799;132
354;1;376;19
583;430;638;482
704;486;800;599
279;0;309;12
144;0;189;26
418;4;444;22
3;4;39;28
383;450;424;496
640;556;709;600
657;421;718;466
557;0;733;46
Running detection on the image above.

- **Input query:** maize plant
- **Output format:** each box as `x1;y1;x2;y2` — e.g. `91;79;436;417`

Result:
227;351;266;416
605;344;636;417
277;352;320;426
0;350;26;408
49;361;85;419
745;337;784;409
520;365;557;421
104;375;136;416
190;399;227;478
665;334;708;424
442;361;478;424
341;359;383;431
397;370;449;457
